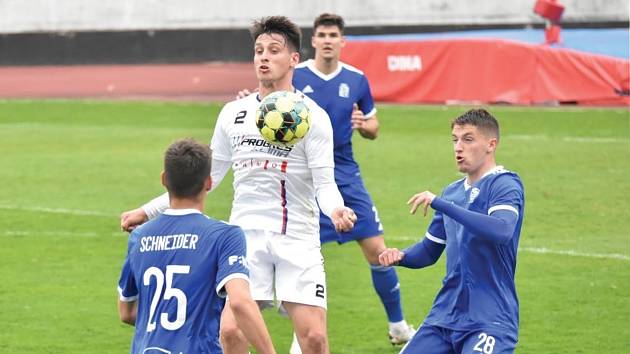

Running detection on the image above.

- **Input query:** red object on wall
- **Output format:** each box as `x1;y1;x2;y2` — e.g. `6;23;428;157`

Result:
544;25;562;44
534;0;565;22
340;38;630;105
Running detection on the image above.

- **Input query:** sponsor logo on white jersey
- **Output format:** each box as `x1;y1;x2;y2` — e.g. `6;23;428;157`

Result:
233;157;288;174
302;85;314;93
338;83;350;98
387;55;422;72
234;135;293;157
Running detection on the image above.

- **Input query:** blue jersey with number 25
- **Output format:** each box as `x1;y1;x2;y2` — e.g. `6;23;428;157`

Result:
118;209;249;354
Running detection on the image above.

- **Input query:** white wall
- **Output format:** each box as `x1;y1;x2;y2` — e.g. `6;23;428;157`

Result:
0;0;627;34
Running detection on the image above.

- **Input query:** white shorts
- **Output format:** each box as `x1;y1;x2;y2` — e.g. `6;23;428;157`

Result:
243;229;327;310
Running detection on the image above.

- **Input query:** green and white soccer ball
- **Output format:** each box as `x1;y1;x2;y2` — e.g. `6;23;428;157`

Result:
255;91;310;147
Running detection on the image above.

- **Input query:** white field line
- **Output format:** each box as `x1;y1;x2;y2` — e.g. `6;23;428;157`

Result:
2;203;628;261
0;204;118;217
518;247;630;261
2;230;123;237
6;231;629;260
388;236;630;261
506;134;628;143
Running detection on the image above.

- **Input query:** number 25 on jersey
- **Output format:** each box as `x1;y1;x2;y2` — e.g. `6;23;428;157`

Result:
143;265;190;332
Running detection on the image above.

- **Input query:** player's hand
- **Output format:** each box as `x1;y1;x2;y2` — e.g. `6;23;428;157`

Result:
235;88;255;100
350;103;365;130
407;191;436;217
120;208;148;233
351;103;378;139
378;248;405;266
331;206;357;233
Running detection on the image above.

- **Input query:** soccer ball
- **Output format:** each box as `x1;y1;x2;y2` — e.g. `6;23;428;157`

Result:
255;91;310;147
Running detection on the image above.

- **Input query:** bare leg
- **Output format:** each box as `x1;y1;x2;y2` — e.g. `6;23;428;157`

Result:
358;235;415;344
220;300;250;354
357;234;387;264
284;302;328;354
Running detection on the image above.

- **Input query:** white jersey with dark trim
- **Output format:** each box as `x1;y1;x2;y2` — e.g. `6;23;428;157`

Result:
211;91;335;240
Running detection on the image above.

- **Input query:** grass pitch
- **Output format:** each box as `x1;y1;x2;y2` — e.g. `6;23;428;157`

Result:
0;100;628;353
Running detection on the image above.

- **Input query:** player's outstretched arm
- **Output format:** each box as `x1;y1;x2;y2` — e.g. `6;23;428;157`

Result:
379;237;444;269
408;190;518;244
431;198;518;244
120;207;149;232
399;238;444;269
117;299;137;326
120;157;230;232
225;279;276;354
312;166;356;232
120;192;170;232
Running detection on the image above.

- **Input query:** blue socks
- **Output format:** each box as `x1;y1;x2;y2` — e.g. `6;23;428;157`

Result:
370;264;403;322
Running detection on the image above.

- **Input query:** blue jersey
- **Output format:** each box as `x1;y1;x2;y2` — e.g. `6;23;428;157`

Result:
118;209;249;354
424;167;525;333
294;59;376;185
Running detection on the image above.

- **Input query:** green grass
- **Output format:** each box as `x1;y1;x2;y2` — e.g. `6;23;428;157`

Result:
0;100;628;353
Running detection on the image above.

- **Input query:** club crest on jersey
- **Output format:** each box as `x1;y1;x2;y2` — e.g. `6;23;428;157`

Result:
338;83;350;98
469;187;480;204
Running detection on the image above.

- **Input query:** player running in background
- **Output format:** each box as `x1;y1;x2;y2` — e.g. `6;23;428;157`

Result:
239;14;416;350
121;16;356;354
117;139;275;354
294;13;416;346
379;109;525;354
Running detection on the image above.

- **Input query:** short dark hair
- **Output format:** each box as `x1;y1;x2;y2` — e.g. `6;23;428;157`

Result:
250;16;301;52
313;13;345;33
163;138;212;198
451;108;500;140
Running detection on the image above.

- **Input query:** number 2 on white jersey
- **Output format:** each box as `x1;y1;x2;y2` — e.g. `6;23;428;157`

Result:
143;265;190;332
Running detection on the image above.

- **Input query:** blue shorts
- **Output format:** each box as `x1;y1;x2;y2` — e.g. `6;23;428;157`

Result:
319;180;383;244
401;323;518;354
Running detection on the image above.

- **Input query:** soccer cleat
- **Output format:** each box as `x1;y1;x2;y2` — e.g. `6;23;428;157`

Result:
388;323;416;345
289;332;302;354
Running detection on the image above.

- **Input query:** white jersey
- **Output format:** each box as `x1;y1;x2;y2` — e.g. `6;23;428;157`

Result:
211;92;335;240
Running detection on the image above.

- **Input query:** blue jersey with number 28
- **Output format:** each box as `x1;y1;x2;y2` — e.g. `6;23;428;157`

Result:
425;167;524;334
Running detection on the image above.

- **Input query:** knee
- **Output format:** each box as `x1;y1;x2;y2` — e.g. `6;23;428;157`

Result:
363;244;386;265
220;323;246;347
366;252;381;265
299;329;328;352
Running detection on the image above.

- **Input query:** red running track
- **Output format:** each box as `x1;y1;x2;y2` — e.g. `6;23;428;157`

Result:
0;62;258;102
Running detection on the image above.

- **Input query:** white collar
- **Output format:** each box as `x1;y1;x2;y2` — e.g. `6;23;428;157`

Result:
163;208;202;216
255;87;298;102
464;165;504;190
